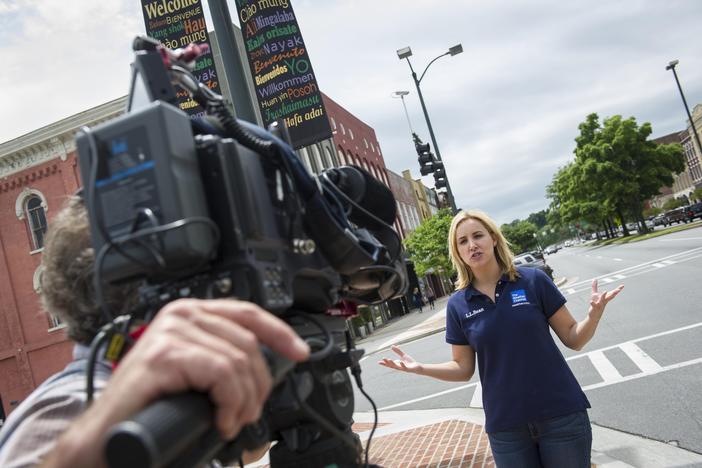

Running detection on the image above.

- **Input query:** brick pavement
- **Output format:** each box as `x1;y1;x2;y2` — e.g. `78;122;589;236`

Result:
359;419;494;468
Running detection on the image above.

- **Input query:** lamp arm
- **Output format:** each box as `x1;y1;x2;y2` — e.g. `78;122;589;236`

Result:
418;52;450;84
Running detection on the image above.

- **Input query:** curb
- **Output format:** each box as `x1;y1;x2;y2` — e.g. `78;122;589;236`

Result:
591;450;635;467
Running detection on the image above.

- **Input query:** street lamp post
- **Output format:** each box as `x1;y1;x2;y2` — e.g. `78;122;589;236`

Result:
397;44;462;213
391;90;414;136
666;60;702;159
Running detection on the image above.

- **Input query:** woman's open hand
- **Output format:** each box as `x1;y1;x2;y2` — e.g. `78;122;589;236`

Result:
378;345;422;373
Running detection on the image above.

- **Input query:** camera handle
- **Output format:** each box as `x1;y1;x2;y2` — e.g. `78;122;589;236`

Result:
104;347;294;468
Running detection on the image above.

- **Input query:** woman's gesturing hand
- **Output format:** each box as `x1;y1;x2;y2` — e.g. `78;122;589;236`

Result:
378;345;422;373
589;279;624;320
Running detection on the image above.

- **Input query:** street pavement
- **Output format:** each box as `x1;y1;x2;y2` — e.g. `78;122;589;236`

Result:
250;284;702;467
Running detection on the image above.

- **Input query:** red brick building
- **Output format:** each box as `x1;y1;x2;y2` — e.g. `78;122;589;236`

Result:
0;98;124;419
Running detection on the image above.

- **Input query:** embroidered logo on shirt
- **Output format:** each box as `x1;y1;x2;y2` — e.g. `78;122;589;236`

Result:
511;289;530;306
465;307;485;319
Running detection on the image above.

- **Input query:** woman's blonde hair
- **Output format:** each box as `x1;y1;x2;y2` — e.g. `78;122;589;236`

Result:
448;210;518;290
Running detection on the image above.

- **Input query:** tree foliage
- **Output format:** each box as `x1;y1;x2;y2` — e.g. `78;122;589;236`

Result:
403;209;454;277
547;113;684;236
501;220;538;254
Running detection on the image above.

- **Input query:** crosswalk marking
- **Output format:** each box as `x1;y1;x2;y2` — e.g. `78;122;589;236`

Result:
620;342;662;373
469;382;483;408
589;350;623;382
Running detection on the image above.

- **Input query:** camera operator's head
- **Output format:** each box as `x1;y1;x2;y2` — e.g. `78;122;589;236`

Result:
39;195;137;345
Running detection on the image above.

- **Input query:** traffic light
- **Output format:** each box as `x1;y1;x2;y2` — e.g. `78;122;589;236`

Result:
433;161;447;189
416;142;435;176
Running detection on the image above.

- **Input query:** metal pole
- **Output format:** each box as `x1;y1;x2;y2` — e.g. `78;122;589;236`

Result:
406;60;457;212
208;0;258;123
670;68;702;159
399;94;414;135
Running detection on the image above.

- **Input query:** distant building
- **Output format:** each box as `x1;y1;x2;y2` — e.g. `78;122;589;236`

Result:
386;169;420;239
649;123;701;208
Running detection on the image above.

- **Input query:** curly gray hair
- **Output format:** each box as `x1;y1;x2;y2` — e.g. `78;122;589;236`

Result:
40;196;137;345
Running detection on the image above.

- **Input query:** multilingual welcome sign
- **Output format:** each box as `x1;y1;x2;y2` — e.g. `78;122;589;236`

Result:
234;0;332;149
140;0;221;117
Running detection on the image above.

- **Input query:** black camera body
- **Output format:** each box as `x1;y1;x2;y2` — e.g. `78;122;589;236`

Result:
76;38;406;468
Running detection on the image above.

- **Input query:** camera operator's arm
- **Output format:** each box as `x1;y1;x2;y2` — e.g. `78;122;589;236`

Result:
379;344;475;382
42;298;310;468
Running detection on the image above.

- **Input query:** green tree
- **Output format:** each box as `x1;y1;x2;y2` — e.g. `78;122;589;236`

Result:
662;197;687;210
403;209;454;277
501;220;538;254
548;113;684;237
691;187;702;203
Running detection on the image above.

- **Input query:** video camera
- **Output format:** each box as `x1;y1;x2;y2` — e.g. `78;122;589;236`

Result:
76;36;407;467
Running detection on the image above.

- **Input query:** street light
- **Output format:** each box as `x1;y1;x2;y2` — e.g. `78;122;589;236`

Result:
666;59;702;160
396;44;463;212
391;90;414;135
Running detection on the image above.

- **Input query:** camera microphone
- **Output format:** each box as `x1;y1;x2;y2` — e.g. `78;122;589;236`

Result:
325;166;397;227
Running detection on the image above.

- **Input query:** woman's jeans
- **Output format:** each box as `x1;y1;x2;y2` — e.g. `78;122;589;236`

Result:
487;411;592;468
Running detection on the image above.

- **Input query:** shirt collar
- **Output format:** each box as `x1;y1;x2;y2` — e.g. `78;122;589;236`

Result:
464;272;511;300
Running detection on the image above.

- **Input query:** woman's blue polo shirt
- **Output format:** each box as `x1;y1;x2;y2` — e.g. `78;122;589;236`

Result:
445;267;590;433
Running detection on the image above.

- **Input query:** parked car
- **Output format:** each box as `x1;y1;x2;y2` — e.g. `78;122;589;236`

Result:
686;202;702;221
652;214;667;226
544;244;559;255
514;253;554;279
663;207;689;226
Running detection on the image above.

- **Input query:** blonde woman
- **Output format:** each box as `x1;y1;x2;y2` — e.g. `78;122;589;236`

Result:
380;210;623;468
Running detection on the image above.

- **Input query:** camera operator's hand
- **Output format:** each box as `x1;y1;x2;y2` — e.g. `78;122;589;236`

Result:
42;299;310;468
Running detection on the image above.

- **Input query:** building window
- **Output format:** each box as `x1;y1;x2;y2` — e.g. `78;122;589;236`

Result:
337;149;346;165
330;117;337;130
48;313;63;330
349;129;354;140
364;138;369;149
16;189;49;252
340;123;346;135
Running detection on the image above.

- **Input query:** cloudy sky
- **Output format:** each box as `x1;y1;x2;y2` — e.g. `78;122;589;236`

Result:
2;1;701;224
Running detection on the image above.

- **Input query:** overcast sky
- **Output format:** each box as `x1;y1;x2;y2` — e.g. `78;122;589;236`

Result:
2;1;701;224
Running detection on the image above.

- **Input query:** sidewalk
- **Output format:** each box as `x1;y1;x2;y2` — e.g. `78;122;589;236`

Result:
251;286;702;467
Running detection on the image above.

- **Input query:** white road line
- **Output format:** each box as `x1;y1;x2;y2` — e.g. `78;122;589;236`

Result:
589;350;623;382
567;288;576;294
613;258;623;262
582;357;702;392
469;382;483;408
612;274;626;280
651;263;666;268
662;260;676;265
601;277;614;283
564;253;702;295
377;381;479;411
619;342;662;373
564;246;702;289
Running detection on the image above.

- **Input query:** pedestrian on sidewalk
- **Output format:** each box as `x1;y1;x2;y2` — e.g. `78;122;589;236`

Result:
412;287;424;313
379;209;624;468
425;285;436;310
